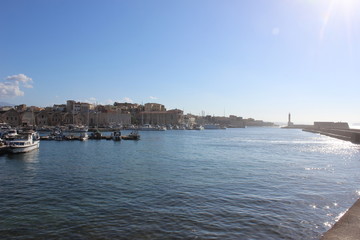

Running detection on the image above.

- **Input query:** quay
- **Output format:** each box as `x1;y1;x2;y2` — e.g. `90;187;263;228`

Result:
321;198;360;240
283;117;360;144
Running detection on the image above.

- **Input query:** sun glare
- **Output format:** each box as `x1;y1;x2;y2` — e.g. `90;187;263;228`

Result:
332;0;359;13
319;0;359;42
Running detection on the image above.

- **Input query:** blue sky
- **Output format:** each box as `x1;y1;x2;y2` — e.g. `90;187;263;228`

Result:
1;0;359;123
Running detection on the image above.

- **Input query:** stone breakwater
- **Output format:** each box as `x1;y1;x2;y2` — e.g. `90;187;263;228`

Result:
302;128;360;144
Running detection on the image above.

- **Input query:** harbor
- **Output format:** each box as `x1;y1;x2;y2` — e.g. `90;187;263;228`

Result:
1;127;359;239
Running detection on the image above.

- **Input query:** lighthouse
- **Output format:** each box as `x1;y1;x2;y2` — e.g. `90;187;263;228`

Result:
288;113;293;126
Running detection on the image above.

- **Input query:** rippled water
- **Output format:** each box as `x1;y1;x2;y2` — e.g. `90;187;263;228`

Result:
1;128;360;239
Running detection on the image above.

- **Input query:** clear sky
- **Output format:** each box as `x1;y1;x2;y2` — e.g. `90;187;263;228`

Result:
1;0;359;123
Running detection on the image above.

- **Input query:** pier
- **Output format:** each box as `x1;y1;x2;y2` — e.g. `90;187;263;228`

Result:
302;128;360;144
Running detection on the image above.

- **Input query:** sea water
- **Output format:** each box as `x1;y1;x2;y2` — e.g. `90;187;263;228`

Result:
1;128;359;239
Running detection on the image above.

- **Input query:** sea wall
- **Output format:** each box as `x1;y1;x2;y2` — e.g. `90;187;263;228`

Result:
302;128;360;144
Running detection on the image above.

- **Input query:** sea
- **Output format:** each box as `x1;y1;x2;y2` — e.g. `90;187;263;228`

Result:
1;127;360;239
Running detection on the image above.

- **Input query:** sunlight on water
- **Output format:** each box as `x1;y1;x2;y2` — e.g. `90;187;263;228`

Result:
302;138;358;156
335;210;348;222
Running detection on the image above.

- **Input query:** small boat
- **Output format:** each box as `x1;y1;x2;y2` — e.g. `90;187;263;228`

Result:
122;131;140;140
193;125;204;130
90;130;102;140
79;132;89;141
138;124;166;131
111;131;121;141
6;131;40;153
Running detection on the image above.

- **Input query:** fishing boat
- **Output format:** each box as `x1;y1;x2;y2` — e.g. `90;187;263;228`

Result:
122;131;140;140
111;131;121;141
90;130;102;140
6;131;40;153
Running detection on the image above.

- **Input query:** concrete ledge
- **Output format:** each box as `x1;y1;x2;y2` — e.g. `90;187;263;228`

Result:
321;198;360;240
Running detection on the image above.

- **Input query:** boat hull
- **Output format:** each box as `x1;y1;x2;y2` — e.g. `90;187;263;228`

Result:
8;142;40;153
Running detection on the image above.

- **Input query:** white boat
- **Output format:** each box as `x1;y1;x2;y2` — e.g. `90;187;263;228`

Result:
5;129;18;137
157;125;167;131
6;131;40;153
79;132;89;141
194;125;204;130
138;124;166;131
122;131;140;140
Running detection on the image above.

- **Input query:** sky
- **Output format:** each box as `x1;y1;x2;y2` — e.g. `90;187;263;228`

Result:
0;0;359;123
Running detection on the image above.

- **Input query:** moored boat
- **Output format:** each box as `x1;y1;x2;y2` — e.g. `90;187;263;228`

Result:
79;132;89;141
138;124;157;131
111;131;121;141
6;131;40;153
122;131;140;140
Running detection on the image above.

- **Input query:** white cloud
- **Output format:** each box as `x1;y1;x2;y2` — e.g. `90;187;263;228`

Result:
0;82;24;98
149;96;158;100
123;97;133;103
0;73;33;99
6;73;33;88
272;27;280;36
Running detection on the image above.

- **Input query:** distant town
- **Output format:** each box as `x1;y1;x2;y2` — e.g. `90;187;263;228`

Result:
0;100;275;129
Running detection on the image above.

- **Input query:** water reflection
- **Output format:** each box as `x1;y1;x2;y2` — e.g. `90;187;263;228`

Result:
5;149;40;174
6;149;40;163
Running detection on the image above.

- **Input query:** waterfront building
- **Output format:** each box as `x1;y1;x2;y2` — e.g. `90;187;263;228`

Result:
88;111;131;127
184;114;196;127
49;112;63;126
80;102;94;113
53;104;66;112
20;110;36;127
228;115;245;128
1;109;21;127
66;100;75;113
114;102;139;112
138;109;183;125
144;103;166;112
36;110;50;126
15;104;27;111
